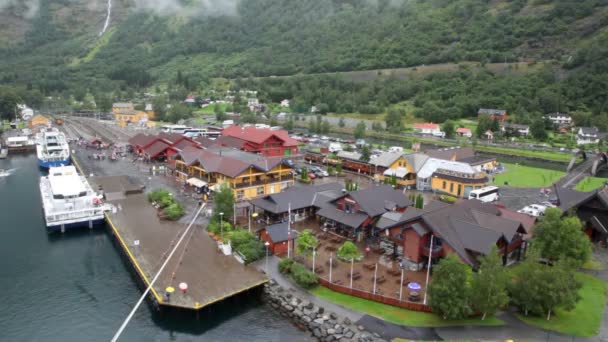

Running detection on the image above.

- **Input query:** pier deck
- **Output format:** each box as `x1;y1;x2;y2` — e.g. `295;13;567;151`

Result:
103;192;267;310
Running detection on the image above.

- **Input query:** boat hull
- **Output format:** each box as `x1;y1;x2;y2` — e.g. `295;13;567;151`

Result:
38;157;71;169
46;217;105;232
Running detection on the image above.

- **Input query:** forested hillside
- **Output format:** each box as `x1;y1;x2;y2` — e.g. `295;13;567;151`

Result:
1;0;608;125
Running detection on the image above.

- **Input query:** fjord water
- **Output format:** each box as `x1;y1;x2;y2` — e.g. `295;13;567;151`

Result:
0;155;308;342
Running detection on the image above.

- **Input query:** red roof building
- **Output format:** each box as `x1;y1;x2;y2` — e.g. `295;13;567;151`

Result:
128;133;201;161
219;125;298;157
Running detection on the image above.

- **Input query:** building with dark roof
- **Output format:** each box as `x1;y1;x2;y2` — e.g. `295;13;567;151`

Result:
172;145;294;201
251;183;344;223
259;222;299;256
553;185;608;245
219;125;298;157
478;108;508;122
128;133;201;161
375;199;531;269
316;185;412;239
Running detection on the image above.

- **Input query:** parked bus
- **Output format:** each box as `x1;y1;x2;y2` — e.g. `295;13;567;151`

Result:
468;186;499;202
183;128;221;139
160;125;190;134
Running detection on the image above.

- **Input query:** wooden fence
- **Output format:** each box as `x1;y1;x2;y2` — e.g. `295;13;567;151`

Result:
318;277;433;313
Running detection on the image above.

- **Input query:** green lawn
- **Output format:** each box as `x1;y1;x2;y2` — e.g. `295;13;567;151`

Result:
194;103;230;115
516;272;607;337
575;177;608;192
309;286;504;327
492;163;566;187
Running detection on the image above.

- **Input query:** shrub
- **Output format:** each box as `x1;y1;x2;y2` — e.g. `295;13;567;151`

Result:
290;262;318;288
439;194;457;204
148;189;171;203
229;230;265;263
278;258;295;274
207;220;234;235
337;241;362;261
163;203;185;221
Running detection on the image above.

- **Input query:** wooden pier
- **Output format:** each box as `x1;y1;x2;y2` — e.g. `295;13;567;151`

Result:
72;157;268;311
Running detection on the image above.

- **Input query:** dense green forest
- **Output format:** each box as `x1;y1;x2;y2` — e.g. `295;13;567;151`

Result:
1;0;608;124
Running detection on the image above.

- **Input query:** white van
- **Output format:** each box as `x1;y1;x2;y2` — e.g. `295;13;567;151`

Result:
328;143;343;153
388;146;403;153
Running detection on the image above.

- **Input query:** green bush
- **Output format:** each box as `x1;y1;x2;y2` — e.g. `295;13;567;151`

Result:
163;203;185;221
290;262;318;289
439;194;458;204
229;230;265;263
337;241;362;261
148;189;171;203
278;258;295;274
208;220;234;235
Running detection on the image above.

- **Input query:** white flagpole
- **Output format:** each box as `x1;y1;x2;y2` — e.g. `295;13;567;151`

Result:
287;202;291;258
329;253;333;283
312;249;316;274
399;268;404;301
423;235;434;304
373;263;378;294
350;258;354;289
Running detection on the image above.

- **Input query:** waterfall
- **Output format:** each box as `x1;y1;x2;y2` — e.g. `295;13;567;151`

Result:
99;0;112;36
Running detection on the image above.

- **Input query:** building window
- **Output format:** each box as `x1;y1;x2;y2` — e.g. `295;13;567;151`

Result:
457;184;462;196
281;182;289;190
236;190;244;200
257;187;265;195
442;181;447;189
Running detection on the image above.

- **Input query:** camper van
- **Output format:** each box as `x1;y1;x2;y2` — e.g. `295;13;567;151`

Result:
328;143;343;153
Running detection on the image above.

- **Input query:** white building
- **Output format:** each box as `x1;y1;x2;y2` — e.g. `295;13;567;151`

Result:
501;123;530;137
280;99;290;108
577;127;604;145
546;113;573;126
413;123;444;137
17;104;34;120
415;157;478;191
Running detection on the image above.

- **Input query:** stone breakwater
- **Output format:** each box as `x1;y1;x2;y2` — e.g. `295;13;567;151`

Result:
263;280;386;342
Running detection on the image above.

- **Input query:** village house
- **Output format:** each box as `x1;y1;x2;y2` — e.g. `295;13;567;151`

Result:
259;222;299;256
316;185;412;241
172;145;294;201
424;147;497;173
577;127;605;145
251;183;344;223
375;199;534;270
484;130;494;140
280;99;290;108
456;127;472;138
552;186;608;246
546;112;573;127
128;132;201;162
501;123;530;137
413;123;444;137
415;157;488;197
369;151;417;188
218;125;299;157
112;102;134;112
17;104;34;120
28;115;50;129
478;108;508;122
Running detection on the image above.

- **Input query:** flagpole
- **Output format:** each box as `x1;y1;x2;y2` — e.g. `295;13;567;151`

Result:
312;249;316;274
423;235;434;304
329;253;333;283
350;258;354;289
399;268;404;301
373;263;378;294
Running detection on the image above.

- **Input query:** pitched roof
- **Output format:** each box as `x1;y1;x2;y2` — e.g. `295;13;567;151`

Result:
478;108;507;116
554;186;598;212
369;151;404;168
346;185;412;217
129;133;159;148
157;132;185;144
579;127;600;135
222;125;298;146
404;153;430;173
143;140;172;158
316;206;369;228
175;146;287;178
417;158;477;179
215;135;246;149
425;147;475;162
251;183;344;214
456;127;471;133
265;222;299;243
113;102;133;108
413;123;439;130
336;150;362;160
502;123;529;130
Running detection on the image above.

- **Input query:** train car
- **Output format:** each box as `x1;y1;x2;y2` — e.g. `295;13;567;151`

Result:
340;157;373;174
304;150;325;164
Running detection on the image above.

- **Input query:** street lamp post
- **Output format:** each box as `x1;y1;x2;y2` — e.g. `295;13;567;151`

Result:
248;212;258;233
219;212;224;241
265;241;270;273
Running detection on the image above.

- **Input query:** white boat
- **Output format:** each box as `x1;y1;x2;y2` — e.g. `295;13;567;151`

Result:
0;169;10;177
39;165;105;232
36;128;70;168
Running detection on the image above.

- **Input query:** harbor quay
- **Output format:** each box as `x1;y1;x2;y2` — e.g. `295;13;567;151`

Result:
69;143;268;311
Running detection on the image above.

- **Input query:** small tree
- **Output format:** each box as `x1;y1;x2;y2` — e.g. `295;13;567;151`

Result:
301;167;309;181
338;117;345;128
321;119;331;134
296;229;318;256
532;208;591;267
337;241;361;261
213;183;235;223
442;120;455;138
336;162;343;175
428;255;472;320
360;145;371;162
415;194;424;209
354;121;366;139
471;247;509;320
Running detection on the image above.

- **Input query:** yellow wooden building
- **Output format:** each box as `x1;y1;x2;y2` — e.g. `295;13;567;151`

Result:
430;168;488;198
28;115;50;129
370;152;417;188
173;146;294;201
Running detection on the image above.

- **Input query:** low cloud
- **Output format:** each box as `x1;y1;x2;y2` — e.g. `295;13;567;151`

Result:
0;0;40;19
132;0;240;17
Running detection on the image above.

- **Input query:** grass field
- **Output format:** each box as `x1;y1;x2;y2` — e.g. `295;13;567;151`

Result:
492;163;566;187
575;177;608;192
516;273;606;337
309;286;504;327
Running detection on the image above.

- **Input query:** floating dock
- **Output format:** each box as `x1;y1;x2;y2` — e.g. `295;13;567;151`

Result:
72;157;268;311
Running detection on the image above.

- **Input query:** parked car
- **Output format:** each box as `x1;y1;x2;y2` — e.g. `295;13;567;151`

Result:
308;172;317;179
314;170;325;178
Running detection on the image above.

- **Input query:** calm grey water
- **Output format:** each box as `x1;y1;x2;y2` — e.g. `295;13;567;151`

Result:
0;155;308;342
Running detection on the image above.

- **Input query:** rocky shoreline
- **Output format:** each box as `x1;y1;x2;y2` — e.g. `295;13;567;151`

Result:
263;280;386;342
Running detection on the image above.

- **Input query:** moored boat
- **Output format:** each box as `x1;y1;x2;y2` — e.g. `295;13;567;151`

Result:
39;165;105;232
36;128;70;168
